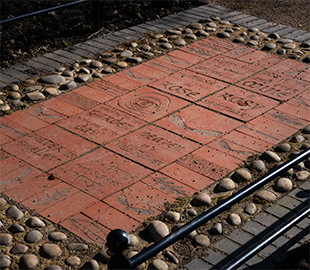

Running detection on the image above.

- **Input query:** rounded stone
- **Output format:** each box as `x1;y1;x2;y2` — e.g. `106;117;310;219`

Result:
20;254;39;269
189;22;203;29
151;259;169;270
217;31;230;38
92;72;103;78
244;203;257;215
187;209;198;217
76;75;90;83
0;233;13;245
174;38;186;46
277;38;294;44
148;220;169;242
143;52;154;57
227;213;241;226
185;34;197;40
262;151;281;162
26;91;45;101
249;27;259;32
0;198;6;206
197;30;209;36
248;40;259;46
0;104;10;111
277;48;286;55
206;27;216;32
60;81;77;90
26;217;45;228
220;20;230;25
6;205;24;220
250;35;259;40
79;67;91;74
127;57;143;63
167;29;182;35
263;43;276;50
11;84;19;91
254;190;277;202
190;193;211;206
80;260;99;270
301;42;310;48
10;243;28;254
66;255;81;267
61;70;74;77
194;234;210;247
44;265;62;270
91;60;103;68
13;100;24;107
9;91;21;99
165;211;180;222
274;178;293;192
102;66;114;73
250;160;266;171
234;37;245;43
232;168;252;182
161;43;173;49
102;58;117;64
216;178;235;192
97;248;111;264
141;44;151;51
283;43;296;49
302;125;310;134
275;143;291;152
128;234;139;246
49;232;67;241
268;33;280;39
41;75;65;84
25;230;43;243
44;88;60;96
207;22;217;28
210;223;222;235
68;243;88;251
295;170;310;181
292;135;305;143
120;50;133;58
154;34;164;39
9;223;25;233
81;59;92;65
0;255;11;268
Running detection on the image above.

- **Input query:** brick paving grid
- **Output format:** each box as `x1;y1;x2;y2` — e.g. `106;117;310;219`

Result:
0;3;310;268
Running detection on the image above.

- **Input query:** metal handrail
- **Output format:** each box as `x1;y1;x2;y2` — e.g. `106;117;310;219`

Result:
107;148;310;269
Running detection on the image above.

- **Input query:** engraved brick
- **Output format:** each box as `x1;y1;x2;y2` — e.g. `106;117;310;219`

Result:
283;29;308;39
2;69;30;81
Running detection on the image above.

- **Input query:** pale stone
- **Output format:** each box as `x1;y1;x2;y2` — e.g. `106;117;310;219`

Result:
187;209;198;217
68;243;88;251
148;220;169;242
295;170;310;181
216;178;235;191
60;81;77;90
26;217;45;227
25;230;43;243
10;243;28;254
80;260;99;270
91;60;103;68
232;168;252;182
190;193;211;206
0;233;13;245
20;254;39;269
165;211;180;222
41;75;65;84
42;243;62;258
9;223;25;233
0;255;11;268
44;88;60;96
129;234;139;246
26;91;45;101
262;151;281;162
275;143;291;152
255;190;277;202
6;205;24;220
250;160;265;171
274;178;293;192
227;213;241;226
9;91;21;99
49;232;67;241
66;256;81;267
244;203;257;215
151;259;168;270
174;38;186;46
194;234;210;247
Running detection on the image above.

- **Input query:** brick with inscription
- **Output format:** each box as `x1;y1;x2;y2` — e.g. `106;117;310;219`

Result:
155;105;241;144
166;50;205;65
103;73;145;90
105;125;200;170
0;133;12;146
2;125;96;171
40;191;97;224
42;98;83;116
180;43;217;59
150;70;228;102
125;64;169;81
51;148;151;199
148;53;200;70
160;162;214;191
106;86;189;122
25;104;65;124
237;116;298;144
144;58;181;75
0;117;31;140
198;86;279;121
193;36;240;54
22;182;79;213
142;172;196;198
60;213;110;245
73;85;116;103
103;181;175;222
189;55;262;83
82;201;140;231
57;91;100;110
287;90;310;110
87;79;129;96
57;104;146;144
0;151;10;161
223;46;254;59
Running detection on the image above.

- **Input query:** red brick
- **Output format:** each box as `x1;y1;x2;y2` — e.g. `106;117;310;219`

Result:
60;213;110;245
0;155;29;177
105;125;200;170
22;182;79;213
0;150;10;161
159;162;214;191
167;50;205;64
0;133;13;146
40;191;97;224
24;104;65;124
0;117;31;140
115;68;158;85
2;125;96;171
198;86;279;121
42;98;83;116
155;105;241;144
4;110;49;131
82;201;140;232
180;44;217;59
103;73;144;90
150;70;228;102
189;55;262;83
73;85;116;103
57;91;100;110
193;37;240;53
106;86;189;122
287;90;310;109
141;172;196;198
207;138;256;161
223;46;254;59
144;58;182;74
221;131;273;153
126;64;169;80
51;148;151;200
57;104;146;144
87;78;129;96
237;116;298;144
238;70;310;101
103;181;175;222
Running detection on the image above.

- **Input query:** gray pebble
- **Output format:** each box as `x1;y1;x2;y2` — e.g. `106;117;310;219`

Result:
9;91;21;100
210;223;222;235
92;71;103;78
216;178;235;192
154;34;164;39
44;88;60;96
277;38;294;44
225;28;234;33
207;22;217;28
120;50;133;58
0;104;10;111
25;230;43;243
268;33;280;39
61;70;74;77
292;135;305;143
41;75;65;84
211;15;221;21
20;254;39;269
174;38;186;46
102;66;114;73
277;48;287;55
185;33;197;40
42;243;62;258
76;75;90;83
283;43;296;49
217;31;230;38
128;234;139;246
190;193;211;206
197;30;209;36
150;41;156;47
91;60;103;68
288;54;300;60
165;211;180;222
234;37;245;43
80;260;99;270
97;248;111;264
300;143;310;150
127;56;143;63
79;67;91;74
244;203;257;215
240;32;248;36
248;40;259;46
302;125;310;134
187;209;198;217
11;84;19;91
189;22;203;29
262;150;281;162
295;171;310;181
250;160;265;171
148;220;169;242
141;44;151;51
250;35;260;40
68;243;88;251
263;43;276;50
0;233;13;245
254;190;277;202
0;255;11;268
10;243;28;254
227;213;241;226
275;143;291;152
60;81;77;90
143;52;154;57
26;217;45;228
102;58;117;64
49;232;67;241
116;61;127;68
0;198;6;206
26;91;45;101
66;255;81;267
249;27;259;32
151;259;169;270
301;42;310;48
81;59;92;65
44;265;62;270
220;20;230;25
161;43;173;49
289;151;300;159
13;100;25;107
6;205;24;220
159;37;169;43
9;223;25;233
194;234;210;247
25;85;42;92
232;168;252;182
274;178;293;192
205;27;216;32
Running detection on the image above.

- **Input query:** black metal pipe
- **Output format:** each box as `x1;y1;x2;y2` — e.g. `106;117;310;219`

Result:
0;0;87;24
226;206;310;270
125;148;310;269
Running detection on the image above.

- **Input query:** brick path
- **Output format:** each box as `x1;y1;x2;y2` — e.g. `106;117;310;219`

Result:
1;3;309;269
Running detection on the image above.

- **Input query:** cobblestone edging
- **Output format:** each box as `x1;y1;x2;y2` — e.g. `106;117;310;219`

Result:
0;4;309;114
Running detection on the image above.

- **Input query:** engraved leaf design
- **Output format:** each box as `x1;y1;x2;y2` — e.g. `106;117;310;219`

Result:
218;140;253;156
34;106;62;119
168;114;187;128
33;187;72;205
117;194;155;215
